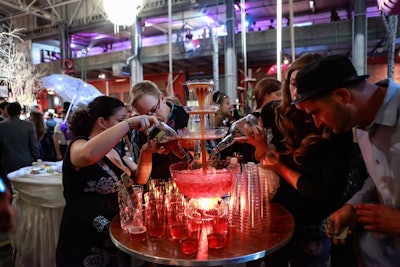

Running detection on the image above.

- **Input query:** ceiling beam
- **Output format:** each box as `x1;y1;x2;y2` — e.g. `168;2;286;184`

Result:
0;0;60;22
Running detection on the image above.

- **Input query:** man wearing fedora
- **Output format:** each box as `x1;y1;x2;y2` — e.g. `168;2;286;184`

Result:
293;55;400;266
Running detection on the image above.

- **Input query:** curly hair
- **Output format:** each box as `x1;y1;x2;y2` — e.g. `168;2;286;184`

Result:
69;96;125;139
275;53;331;164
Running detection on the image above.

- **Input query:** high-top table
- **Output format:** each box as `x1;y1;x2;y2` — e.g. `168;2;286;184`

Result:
8;162;65;267
110;203;294;266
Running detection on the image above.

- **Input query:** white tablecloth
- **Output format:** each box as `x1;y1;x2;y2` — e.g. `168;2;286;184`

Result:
8;163;65;267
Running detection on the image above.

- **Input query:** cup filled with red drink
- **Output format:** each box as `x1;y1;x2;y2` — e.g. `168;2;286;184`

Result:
165;193;185;240
145;199;166;238
179;211;202;255
204;204;228;249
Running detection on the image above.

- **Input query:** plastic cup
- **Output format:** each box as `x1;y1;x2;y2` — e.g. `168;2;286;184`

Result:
148;179;165;193
128;225;147;241
179;211;202;254
145;199;166;237
127;207;146;241
207;232;225;249
130;185;144;208
168;212;187;240
165;198;185;240
180;236;198;255
165;180;180;194
204;208;227;249
144;191;163;204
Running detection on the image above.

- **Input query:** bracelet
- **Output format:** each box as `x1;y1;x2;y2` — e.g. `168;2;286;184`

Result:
125;119;133;130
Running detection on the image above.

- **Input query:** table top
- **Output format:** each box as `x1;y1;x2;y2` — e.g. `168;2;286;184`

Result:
110;203;294;266
7;162;62;185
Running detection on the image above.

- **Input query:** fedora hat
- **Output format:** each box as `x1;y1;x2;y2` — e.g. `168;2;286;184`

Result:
292;55;369;104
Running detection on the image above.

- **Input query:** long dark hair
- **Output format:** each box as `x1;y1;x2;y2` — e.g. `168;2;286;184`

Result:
69;96;125;138
275;53;331;164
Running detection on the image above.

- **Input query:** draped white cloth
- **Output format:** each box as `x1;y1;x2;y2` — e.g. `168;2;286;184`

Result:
8;163;65;267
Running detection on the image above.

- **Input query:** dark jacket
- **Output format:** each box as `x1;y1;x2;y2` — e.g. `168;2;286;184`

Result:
0;117;40;174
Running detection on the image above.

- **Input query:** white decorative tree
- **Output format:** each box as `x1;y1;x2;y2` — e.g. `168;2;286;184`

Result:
0;25;49;106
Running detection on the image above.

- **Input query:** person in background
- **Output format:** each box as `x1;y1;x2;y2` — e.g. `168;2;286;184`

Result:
252;77;282;116
113;124;137;177
0;101;8;178
30;110;56;161
0;102;20;236
213;91;232;127
0;101;9;121
0;102;40;175
185;29;193;41
130;80;189;182
56;96;158;267
247;53;366;267
294;55;400;266
331;8;341;22
220;77;282;163
46;112;57;138
53;110;69;160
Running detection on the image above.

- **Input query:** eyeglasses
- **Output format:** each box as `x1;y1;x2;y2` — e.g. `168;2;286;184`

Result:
149;98;161;114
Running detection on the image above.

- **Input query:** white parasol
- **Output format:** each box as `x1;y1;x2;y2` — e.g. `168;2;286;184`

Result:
41;74;103;121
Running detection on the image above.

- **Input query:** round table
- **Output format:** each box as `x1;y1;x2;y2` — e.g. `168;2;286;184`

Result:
110;203;294;266
8;163;65;267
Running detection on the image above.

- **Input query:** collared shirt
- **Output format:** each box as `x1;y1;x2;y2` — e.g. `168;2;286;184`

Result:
348;79;400;266
351;79;400;207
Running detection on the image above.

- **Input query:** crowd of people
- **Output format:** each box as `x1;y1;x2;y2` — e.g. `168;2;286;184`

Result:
0;53;399;267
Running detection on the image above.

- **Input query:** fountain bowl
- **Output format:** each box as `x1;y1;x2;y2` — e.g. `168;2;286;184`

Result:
169;161;237;199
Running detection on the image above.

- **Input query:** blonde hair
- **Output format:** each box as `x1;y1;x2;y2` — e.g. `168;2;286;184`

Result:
130;80;162;106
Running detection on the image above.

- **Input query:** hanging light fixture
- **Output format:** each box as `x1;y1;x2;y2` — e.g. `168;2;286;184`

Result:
103;0;144;26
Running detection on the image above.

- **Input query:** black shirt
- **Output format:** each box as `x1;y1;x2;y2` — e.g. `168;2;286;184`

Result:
132;102;189;181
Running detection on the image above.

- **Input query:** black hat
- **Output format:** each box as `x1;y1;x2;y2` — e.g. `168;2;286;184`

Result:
292;55;369;104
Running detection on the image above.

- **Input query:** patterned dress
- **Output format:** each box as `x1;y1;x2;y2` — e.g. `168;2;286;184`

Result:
56;137;129;267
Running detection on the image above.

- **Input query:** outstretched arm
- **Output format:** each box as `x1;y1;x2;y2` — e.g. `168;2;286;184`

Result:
71;115;158;168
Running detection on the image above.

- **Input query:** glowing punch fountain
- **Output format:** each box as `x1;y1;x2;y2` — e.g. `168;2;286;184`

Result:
169;80;238;199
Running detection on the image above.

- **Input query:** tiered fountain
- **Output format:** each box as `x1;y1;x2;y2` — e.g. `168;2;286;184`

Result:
170;80;238;201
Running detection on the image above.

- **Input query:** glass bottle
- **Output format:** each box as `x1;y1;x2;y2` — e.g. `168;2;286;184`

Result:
212;114;260;159
146;121;189;160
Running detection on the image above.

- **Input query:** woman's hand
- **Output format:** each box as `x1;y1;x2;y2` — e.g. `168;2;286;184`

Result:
260;148;280;172
245;124;268;160
128;115;159;131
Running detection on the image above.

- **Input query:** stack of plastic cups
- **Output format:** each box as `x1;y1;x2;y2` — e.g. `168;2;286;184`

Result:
257;164;271;229
239;162;262;235
228;157;241;229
